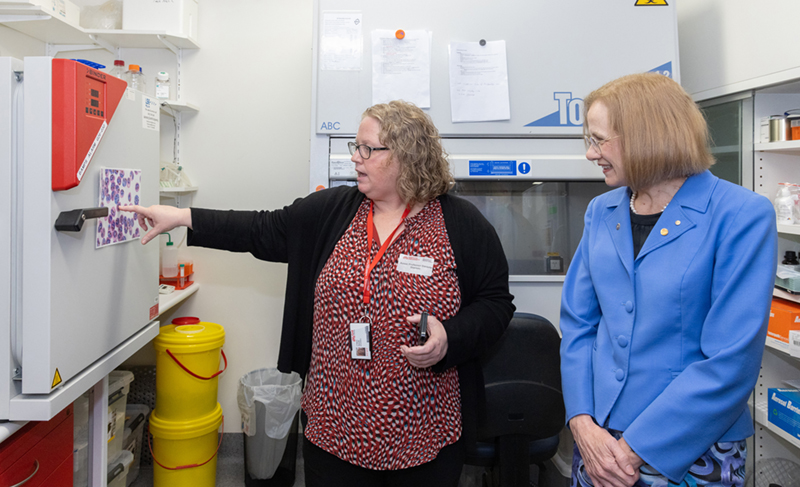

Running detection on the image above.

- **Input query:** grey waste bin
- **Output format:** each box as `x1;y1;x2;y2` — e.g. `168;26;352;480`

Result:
238;368;302;481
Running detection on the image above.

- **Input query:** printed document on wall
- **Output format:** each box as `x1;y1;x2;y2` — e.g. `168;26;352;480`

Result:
372;30;431;108
321;12;363;70
449;40;510;122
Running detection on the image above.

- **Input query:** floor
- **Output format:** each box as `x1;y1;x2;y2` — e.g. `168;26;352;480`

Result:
129;432;570;487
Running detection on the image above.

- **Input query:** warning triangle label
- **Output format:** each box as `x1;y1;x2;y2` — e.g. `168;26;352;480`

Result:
52;369;62;388
635;0;668;5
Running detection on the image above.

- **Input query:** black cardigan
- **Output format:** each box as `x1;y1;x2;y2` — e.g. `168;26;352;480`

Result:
188;185;515;445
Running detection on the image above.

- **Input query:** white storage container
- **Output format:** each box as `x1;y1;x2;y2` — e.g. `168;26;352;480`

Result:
107;370;134;461
107;450;135;487
122;0;198;38
122;404;150;487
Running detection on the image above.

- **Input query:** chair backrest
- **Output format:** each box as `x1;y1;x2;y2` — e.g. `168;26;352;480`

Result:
477;312;565;441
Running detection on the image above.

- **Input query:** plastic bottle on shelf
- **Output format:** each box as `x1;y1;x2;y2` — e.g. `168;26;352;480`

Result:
155;71;170;100
775;182;797;224
108;60;125;79
161;237;178;278
125;64;147;94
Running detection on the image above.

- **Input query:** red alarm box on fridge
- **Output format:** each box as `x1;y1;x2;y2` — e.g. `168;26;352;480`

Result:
51;59;127;191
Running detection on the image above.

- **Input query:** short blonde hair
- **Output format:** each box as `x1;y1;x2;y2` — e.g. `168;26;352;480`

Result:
363;101;453;205
583;72;714;192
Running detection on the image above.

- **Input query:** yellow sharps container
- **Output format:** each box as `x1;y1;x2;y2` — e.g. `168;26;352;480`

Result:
150;402;223;487
154;322;226;421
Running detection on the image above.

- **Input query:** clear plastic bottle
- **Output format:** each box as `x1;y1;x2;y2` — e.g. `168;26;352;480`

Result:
108;59;125;79
776;182;797;224
155;71;170;100
161;240;178;278
125;64;147;94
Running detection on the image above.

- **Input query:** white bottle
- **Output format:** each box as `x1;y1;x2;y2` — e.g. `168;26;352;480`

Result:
155;71;170;100
161;241;178;277
776;184;796;224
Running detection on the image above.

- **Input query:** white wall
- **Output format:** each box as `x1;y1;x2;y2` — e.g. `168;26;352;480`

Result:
172;0;313;430
677;0;800;100
0;1;313;431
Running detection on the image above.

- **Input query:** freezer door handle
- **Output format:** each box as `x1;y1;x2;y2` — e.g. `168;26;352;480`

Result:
54;207;109;232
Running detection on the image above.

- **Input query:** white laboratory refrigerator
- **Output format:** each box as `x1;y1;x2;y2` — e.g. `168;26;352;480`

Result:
0;57;160;421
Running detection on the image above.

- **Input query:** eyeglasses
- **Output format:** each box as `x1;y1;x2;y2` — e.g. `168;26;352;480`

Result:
348;141;389;159
583;134;619;157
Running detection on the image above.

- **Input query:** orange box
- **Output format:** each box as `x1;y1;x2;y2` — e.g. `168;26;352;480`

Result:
768;298;800;343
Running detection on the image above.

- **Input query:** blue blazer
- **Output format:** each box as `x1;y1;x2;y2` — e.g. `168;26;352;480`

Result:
560;170;777;482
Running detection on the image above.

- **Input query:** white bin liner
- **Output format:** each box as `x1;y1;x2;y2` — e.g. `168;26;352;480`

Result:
238;368;302;479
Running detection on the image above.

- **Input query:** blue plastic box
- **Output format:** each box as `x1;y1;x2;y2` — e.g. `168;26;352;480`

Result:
768;388;800;439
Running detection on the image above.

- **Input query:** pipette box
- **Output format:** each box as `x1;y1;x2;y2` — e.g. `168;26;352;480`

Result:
768;298;800;343
768;388;800;440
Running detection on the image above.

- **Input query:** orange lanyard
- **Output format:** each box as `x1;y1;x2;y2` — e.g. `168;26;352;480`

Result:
363;201;411;305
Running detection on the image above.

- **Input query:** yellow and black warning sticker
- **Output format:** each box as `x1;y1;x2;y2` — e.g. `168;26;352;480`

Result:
635;0;668;5
52;368;63;388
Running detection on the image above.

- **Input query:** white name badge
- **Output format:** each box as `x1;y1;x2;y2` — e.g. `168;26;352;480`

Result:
350;322;372;360
396;254;434;277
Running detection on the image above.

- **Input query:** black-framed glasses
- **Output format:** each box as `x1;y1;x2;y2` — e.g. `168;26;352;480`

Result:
583;134;618;157
348;141;389;159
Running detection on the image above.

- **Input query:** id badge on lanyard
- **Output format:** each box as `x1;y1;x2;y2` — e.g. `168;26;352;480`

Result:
352;202;410;361
350;321;372;360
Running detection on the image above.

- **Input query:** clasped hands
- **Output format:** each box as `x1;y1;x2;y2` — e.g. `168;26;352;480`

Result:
570;414;644;487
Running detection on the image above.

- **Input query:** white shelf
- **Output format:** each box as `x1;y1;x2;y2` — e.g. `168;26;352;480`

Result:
158;283;199;317
83;29;199;49
159;101;199;116
766;335;792;354
0;4;199;49
755;141;800;155
778;223;800;236
774;286;800;304
159;186;198;194
755;399;800;448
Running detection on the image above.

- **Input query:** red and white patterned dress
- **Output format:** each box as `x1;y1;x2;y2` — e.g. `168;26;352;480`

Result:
302;198;463;470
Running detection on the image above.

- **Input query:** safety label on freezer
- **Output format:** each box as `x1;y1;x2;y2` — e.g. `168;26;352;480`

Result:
52;368;62;389
469;160;517;176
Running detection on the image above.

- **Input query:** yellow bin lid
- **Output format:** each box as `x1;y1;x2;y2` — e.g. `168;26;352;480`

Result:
149;402;223;440
154;322;225;354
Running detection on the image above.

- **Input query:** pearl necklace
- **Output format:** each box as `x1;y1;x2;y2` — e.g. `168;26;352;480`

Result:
629;192;668;215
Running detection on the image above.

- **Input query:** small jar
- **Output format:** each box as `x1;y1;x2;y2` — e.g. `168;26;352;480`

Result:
155;71;170;100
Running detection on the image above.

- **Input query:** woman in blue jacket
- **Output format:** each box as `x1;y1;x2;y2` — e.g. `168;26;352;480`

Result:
560;72;777;487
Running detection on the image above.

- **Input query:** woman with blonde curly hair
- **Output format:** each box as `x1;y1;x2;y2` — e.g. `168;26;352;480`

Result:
122;100;514;486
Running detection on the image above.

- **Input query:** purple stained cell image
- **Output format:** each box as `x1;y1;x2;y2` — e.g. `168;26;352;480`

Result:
97;168;143;248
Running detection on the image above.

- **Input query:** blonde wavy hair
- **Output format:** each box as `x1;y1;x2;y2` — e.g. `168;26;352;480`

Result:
363;101;453;205
583;72;714;192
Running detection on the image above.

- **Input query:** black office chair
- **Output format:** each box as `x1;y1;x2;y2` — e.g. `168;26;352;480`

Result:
465;312;566;487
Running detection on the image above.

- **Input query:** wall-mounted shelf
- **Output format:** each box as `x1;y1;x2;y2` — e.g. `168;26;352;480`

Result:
755;141;800;155
159;186;198;194
755;399;800;449
775;286;800;304
158;283;199;317
778;224;800;236
83;30;199;50
0;4;199;52
160;101;199;116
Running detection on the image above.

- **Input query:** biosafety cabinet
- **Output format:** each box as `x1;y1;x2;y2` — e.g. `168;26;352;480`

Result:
310;0;679;327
